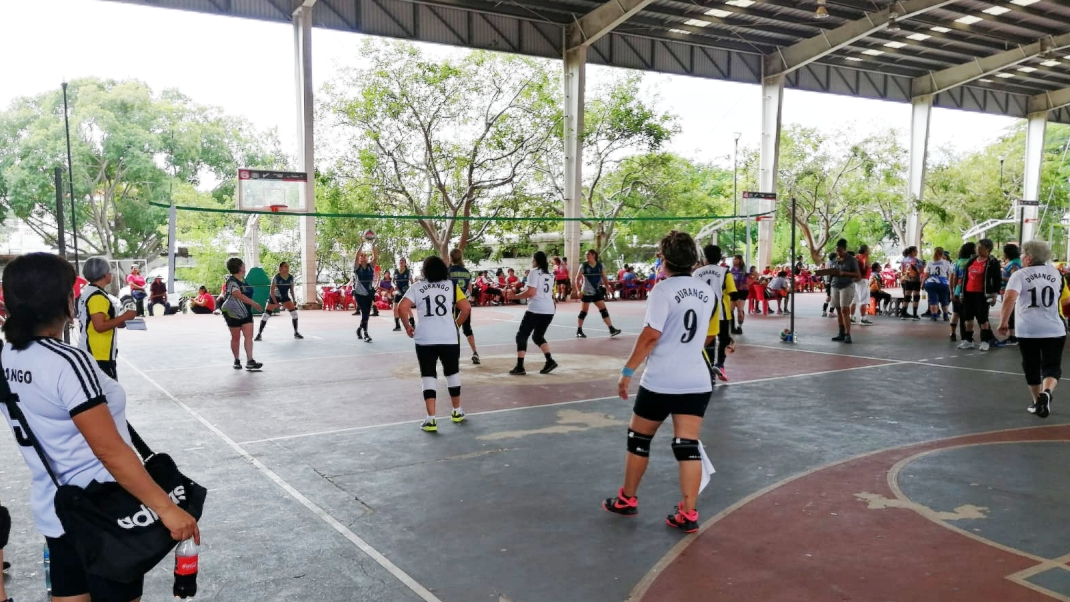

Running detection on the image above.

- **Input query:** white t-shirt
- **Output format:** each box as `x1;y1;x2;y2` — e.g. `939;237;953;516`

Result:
526;268;556;315
926;259;953;284
0;339;131;538
692;264;726;321
1006;265;1070;339
639;276;716;394
404;280;464;346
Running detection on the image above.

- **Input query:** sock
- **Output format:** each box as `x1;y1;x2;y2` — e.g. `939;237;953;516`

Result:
517;357;525;369
258;321;266;334
822;302;828;312
544;352;553;362
427;415;435;422
454;406;463;414
292;318;299;332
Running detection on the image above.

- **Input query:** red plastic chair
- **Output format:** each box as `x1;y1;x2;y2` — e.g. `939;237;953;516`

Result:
321;287;339;310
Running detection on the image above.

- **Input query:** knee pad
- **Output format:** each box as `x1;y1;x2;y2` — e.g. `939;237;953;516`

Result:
462;322;473;337
446;373;461;388
912;292;921;302
421;377;437;399
0;505;10;548
671;437;701;462
289;310;298;319
260;312;271;322
627;429;654;457
532;333;547;347
578;311;588;321
447;386;461;398
599;308;610;319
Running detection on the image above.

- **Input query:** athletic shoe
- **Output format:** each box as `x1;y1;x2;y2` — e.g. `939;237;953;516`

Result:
912;315;921;321
994;340;1007;348
821;311;827;317
352;311;360;316
1036;390;1052;418
712;365;728;382
851;316;860;325
451;409;466;424
844;335;853;344
1029;400;1038;414
1007;336;1019;346
957;340;975;350
245;360;263;371
294;332;304;339
943;313;951;322
931;316;939;322
421;418;438;433
831;334;846;342
861;319;873;326
665;503;699;533
603;488;639;517
254;334;263;341
472;353;481;365
576;329;587;339
540;359;559;374
609;327;622;337
363;334;373;343
736;327;744;335
509;366;526;376
392;325;402;332
355;326;363;339
900;314;908;321
233;359;242;370
949;332;957;342
978;341;990;352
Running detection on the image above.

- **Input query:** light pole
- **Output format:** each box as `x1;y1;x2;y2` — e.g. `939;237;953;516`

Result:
732;132;741;254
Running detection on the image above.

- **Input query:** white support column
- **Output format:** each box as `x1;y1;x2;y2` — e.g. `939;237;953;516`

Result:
906;96;932;249
1022;111;1047;243
757;75;784;271
563;45;586;279
294;4;318;307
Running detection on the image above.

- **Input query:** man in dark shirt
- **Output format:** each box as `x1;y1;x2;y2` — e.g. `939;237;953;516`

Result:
148;275;171;315
829;239;861;344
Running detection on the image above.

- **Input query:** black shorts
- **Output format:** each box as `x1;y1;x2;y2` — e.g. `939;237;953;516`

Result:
516;311;554;349
729;291;748;302
415;344;461;378
632;387;711;422
223;312;254;328
961;291;991;324
394;291;406;304
47;534;144;601
902;281;921;292
96;360;117;380
1018;336;1066;386
581;288;606;304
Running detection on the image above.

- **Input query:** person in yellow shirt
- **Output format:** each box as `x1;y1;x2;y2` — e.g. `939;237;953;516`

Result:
76;257;136;379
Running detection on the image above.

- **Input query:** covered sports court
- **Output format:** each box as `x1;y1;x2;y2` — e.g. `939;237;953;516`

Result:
3;300;1070;601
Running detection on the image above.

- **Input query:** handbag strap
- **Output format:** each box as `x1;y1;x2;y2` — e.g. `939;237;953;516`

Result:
127;424;154;461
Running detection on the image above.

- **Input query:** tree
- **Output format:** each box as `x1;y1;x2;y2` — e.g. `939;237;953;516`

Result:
0;77;281;259
321;42;560;259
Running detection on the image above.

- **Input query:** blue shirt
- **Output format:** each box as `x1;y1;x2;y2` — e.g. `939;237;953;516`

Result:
273;273;294;300
394;268;412;295
449;265;472;298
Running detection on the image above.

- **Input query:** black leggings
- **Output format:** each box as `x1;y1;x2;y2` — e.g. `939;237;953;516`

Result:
191;305;213;314
416;344;461;378
516;311;554;352
1018;336;1066;386
715;319;732;366
355;294;374;329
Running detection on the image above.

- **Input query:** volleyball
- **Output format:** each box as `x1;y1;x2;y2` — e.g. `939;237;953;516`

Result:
364;230;377;241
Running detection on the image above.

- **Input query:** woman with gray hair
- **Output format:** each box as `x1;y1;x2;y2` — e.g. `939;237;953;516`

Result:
998;240;1069;418
76;257;136;379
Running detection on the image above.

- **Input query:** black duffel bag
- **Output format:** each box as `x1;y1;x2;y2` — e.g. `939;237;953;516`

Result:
0;352;206;583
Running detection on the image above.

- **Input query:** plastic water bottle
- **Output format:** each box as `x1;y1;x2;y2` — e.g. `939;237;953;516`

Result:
43;541;51;594
173;539;199;599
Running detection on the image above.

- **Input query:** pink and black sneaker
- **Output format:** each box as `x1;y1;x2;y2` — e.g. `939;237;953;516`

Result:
602;487;639;517
665;503;699;533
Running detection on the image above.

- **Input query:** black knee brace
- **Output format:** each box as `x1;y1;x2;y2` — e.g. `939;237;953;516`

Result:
578;311;588;321
599;308;610;319
912;292;921;302
462;322;473;337
0;505;10;548
448;386;461;397
422;389;437;399
671;437;701;462
627;429;654;457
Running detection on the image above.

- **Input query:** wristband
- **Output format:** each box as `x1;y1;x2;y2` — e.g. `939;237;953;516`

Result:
621;367;635;378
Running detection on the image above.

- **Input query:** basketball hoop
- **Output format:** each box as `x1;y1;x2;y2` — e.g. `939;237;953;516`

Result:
268;204;287;214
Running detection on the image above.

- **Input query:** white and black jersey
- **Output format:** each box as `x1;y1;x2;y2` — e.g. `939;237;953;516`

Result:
404;280;466;346
0;339;131;538
640;276;716;395
1006;265;1070;339
692;264;727;321
525;269;556;315
926;259;953;285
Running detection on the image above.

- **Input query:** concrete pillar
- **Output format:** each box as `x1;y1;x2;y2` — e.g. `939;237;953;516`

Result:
563;45;586;278
294;4;318;306
757;75;784;271
906;96;932;249
1021;111;1047;243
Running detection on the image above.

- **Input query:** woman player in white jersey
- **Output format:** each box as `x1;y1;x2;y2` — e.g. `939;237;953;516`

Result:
0;253;199;601
398;256;472;433
256;261;303;341
509;251;558;376
998;240;1070;418
603;231;716;534
692;244;735;382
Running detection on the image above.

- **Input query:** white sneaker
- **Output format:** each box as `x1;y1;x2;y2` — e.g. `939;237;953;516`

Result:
851;316;860;325
957;341;975;350
860;319;873;326
979;341;990;352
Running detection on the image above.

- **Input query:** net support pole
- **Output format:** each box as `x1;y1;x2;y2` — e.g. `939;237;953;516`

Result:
167;200;177;294
61;82;81;275
55;167;67;259
758;74;784;271
1022;111;1047;243
294;2;319;307
563;44;586;281
905;96;932;249
789;195;796;340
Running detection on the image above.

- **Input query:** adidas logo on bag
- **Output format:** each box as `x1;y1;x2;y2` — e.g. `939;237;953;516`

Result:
117;486;186;529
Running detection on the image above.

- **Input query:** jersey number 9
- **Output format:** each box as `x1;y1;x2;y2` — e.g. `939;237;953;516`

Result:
681;309;698;343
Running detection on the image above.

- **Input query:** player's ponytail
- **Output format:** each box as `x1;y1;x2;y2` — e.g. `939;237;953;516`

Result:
659;231;699;276
533;251;550;274
2;253;77;350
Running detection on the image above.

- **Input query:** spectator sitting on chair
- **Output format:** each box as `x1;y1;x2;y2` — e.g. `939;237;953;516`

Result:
503;268;522;303
767;270;791;314
126;265;147;317
869;263;892;314
191;286;216;314
148;275;171;315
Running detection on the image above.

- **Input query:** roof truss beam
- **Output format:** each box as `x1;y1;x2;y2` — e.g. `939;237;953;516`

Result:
566;0;658;49
764;0;956;78
1029;86;1070;114
912;32;1070;98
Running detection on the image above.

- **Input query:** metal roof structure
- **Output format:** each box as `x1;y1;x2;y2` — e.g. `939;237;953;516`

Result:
102;0;1070;123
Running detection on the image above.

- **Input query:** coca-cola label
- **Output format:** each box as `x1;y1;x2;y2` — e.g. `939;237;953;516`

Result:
175;556;198;576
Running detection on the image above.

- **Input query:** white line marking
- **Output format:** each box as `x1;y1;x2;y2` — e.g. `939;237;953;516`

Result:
120;357;445;602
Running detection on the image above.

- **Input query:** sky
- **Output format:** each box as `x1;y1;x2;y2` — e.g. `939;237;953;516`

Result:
0;0;1022;173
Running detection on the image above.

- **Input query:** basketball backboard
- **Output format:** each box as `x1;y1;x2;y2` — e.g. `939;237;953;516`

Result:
237;169;307;213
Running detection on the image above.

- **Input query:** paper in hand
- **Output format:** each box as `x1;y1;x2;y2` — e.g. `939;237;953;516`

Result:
698;441;716;493
125;318;147;331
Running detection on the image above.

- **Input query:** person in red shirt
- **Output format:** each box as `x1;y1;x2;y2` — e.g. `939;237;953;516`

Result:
191;285;216;314
852;245;872;325
960;238;1001;351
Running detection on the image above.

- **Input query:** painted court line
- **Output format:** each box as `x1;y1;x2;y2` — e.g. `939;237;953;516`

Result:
121;357;446;602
